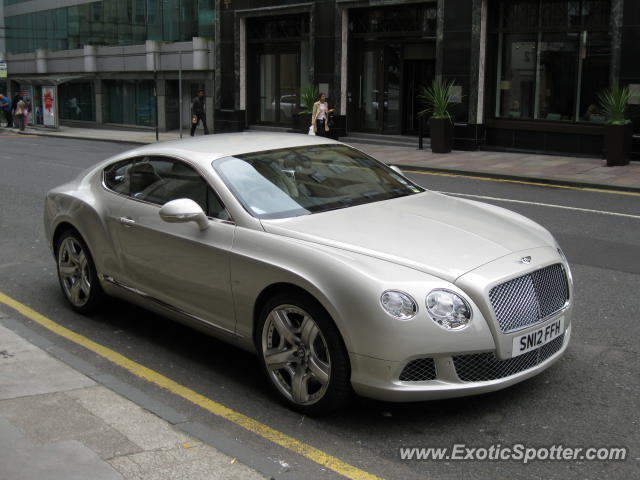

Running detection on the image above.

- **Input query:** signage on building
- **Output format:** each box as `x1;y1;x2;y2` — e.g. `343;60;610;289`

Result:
0;62;7;79
42;86;56;127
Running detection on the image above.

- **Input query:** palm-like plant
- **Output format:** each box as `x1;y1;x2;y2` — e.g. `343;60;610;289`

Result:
598;83;632;125
417;79;457;120
299;84;319;115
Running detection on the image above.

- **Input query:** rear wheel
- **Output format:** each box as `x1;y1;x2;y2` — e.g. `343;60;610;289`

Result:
257;293;351;414
56;230;104;313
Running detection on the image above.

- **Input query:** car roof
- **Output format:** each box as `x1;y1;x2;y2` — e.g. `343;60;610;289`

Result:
119;132;341;167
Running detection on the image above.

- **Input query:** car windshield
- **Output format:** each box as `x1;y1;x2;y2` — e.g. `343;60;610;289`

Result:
212;144;424;219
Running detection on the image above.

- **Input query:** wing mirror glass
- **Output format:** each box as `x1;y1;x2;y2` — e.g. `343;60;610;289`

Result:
159;198;209;230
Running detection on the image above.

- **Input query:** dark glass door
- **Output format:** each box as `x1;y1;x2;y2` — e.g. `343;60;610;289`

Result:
353;44;402;134
254;47;299;126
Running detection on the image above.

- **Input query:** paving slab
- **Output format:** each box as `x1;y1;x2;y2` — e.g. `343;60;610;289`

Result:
0;324;94;400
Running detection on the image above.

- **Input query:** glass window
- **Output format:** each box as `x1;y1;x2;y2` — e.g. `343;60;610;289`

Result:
498;35;537;119
213;145;424;219
105;156;229;219
537;33;579;121
493;0;611;123
59;82;96;122
105;80;156;127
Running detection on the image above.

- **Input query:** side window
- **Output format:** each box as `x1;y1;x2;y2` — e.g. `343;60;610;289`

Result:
103;159;135;195
124;156;230;221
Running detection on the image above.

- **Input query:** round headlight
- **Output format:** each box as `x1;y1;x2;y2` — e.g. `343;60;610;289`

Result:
380;290;418;320
426;289;472;330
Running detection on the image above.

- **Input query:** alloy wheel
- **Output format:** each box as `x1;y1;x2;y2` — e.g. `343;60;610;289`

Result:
261;305;331;405
58;236;92;308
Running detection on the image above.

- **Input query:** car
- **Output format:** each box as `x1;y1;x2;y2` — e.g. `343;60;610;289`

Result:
44;132;573;414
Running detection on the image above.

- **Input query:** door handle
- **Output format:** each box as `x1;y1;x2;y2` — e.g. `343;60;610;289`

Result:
119;217;136;227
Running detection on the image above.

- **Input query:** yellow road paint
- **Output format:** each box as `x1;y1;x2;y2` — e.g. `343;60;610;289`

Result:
0;291;383;480
402;169;640;197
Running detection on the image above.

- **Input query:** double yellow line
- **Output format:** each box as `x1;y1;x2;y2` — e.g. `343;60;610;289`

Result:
0;291;383;480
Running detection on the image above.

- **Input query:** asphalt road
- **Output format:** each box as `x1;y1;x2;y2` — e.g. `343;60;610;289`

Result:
1;135;638;480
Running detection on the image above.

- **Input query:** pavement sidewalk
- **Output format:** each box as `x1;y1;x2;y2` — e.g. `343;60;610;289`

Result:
0;318;266;480
5;125;640;192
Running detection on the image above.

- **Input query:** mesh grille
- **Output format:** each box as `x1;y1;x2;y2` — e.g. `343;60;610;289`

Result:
399;358;437;381
489;264;569;333
453;334;565;382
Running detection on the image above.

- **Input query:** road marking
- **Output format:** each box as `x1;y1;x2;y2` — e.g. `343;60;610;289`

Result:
0;291;383;480
441;191;640;219
402;169;640;197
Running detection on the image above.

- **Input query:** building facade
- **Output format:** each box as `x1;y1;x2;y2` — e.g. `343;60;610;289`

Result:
3;0;640;157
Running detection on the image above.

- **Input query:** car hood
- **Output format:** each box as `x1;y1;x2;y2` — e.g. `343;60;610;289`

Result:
261;191;555;282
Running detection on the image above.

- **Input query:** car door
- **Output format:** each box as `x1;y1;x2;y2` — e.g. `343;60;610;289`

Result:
112;155;236;334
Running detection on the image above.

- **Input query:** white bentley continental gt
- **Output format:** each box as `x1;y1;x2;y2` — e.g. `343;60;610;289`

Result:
44;133;573;414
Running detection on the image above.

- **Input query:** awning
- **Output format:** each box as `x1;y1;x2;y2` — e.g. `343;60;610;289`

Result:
9;75;92;86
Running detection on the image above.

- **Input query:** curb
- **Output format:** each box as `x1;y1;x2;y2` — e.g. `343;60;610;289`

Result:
394;164;640;195
18;129;152;145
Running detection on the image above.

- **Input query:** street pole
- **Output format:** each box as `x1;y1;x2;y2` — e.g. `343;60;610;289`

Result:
154;51;159;142
179;51;183;138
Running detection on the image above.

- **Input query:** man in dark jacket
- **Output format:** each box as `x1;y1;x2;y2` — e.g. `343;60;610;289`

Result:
0;94;12;127
190;90;209;136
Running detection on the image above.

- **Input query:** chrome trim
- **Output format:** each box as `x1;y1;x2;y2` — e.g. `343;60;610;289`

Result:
100;274;241;338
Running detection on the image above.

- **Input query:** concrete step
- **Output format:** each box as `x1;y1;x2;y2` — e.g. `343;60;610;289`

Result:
246;125;292;133
339;133;427;148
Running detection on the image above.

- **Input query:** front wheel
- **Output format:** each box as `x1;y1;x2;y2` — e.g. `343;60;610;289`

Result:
56;230;104;314
257;293;351;415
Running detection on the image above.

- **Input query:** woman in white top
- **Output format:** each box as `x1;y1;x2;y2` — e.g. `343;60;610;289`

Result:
14;97;26;131
311;93;333;136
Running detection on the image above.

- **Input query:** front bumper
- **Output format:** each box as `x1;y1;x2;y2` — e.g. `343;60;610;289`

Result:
350;324;571;402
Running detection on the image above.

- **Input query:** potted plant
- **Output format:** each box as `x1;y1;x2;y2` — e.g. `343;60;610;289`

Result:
598;83;633;167
294;84;319;132
417;79;457;153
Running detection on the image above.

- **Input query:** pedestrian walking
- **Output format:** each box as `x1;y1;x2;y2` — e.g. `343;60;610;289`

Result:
190;89;209;136
11;93;19;127
14;97;26;131
0;94;12;127
311;92;333;137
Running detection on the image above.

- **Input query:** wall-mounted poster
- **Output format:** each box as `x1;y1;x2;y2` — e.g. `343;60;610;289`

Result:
42;86;56;127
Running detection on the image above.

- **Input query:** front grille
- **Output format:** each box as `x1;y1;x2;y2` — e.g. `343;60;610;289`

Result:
453;333;565;382
489;263;569;333
399;358;437;381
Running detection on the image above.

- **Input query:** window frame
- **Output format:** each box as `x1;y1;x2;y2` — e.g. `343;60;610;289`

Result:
102;154;234;224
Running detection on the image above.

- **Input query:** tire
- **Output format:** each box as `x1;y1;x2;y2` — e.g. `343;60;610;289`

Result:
257;292;352;415
55;229;105;314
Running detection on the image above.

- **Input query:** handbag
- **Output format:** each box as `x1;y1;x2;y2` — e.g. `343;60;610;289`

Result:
308;125;315;136
191;115;198;125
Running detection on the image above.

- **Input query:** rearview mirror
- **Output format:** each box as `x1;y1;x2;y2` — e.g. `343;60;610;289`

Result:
159;198;209;231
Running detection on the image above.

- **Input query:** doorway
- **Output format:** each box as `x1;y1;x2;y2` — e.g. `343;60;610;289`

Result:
352;44;401;134
251;47;299;126
349;41;435;135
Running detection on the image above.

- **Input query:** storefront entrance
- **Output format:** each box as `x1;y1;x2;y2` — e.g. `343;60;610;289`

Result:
253;47;299;125
349;42;435;135
246;14;309;127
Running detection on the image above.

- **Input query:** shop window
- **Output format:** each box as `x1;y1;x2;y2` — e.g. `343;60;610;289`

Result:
105;80;156;127
59;82;96;122
493;0;611;123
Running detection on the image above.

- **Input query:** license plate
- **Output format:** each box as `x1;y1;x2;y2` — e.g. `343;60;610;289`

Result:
512;317;564;357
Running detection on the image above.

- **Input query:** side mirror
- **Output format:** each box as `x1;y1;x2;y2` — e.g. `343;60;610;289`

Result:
389;165;404;175
159;198;209;231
